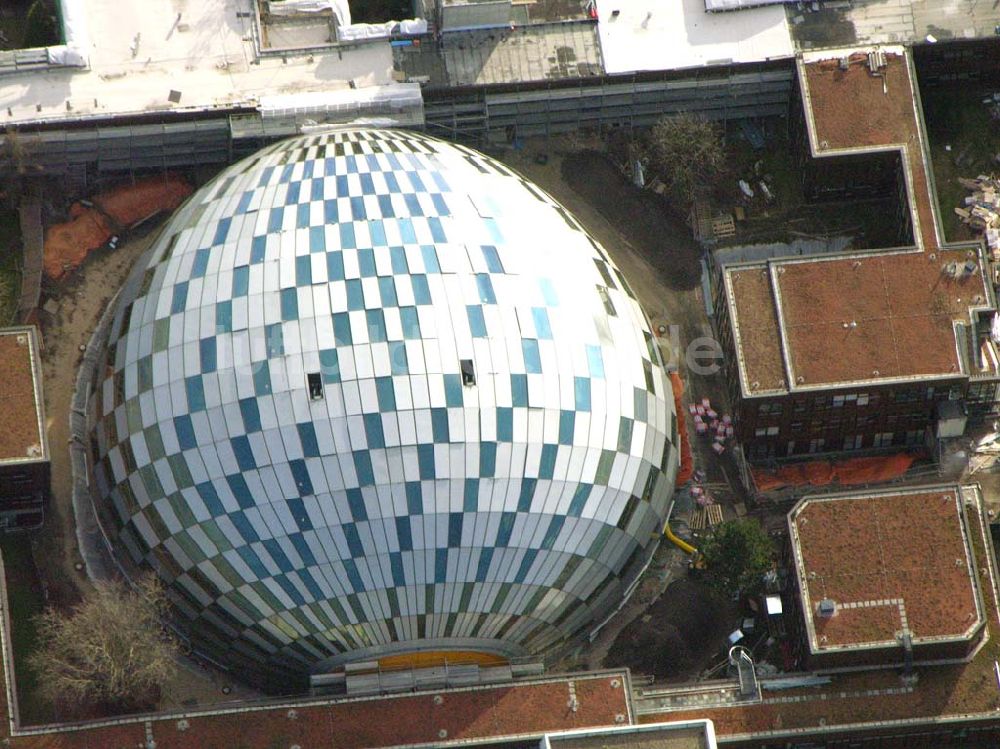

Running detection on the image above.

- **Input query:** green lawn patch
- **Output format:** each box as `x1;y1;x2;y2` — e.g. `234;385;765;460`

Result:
0;536;48;724
0;209;21;325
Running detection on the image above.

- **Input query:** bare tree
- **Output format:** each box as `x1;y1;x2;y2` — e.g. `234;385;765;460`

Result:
0;127;43;210
644;113;726;208
29;574;179;712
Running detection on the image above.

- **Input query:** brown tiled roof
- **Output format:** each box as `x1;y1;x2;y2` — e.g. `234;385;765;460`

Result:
0;328;45;463
791;487;981;650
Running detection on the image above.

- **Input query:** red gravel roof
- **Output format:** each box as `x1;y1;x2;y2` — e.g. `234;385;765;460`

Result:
726;266;787;394
642;485;1000;739
724;48;992;395
803;52;938;252
0;328;46;464
0;672;632;749
790;487;983;651
778;249;986;386
726;247;988;393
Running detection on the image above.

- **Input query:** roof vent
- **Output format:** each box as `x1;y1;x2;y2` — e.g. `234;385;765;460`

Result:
818;599;837;618
460;359;476;386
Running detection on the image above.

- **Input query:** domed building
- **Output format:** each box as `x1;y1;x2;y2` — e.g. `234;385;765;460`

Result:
89;129;678;689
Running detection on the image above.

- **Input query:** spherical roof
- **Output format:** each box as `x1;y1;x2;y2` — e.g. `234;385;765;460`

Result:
92;129;677;685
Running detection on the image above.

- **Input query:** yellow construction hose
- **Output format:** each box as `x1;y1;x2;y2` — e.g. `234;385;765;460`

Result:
663;520;697;555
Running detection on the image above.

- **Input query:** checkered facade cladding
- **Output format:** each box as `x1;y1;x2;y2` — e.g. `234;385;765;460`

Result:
90;129;677;682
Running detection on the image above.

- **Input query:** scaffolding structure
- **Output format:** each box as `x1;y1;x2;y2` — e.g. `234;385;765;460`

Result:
0;61;795;180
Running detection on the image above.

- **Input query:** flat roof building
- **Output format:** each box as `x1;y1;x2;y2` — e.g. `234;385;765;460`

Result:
593;0;793;75
789;485;987;669
543;721;716;749
723;247;991;398
0;326;49;531
713;48;1000;469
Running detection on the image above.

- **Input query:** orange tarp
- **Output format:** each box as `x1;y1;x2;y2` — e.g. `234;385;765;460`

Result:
752;453;918;493
835;453;917;485
671;372;694;487
44;176;192;280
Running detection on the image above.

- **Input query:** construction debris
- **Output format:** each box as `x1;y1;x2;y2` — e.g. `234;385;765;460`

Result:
956;175;1000;256
969;429;1000;474
688;396;733;456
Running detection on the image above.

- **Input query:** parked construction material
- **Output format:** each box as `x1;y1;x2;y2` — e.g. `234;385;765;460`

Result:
956;175;1000;257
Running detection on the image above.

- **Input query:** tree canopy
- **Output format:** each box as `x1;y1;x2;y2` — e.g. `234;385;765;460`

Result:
699;518;774;597
29;574;178;712
644;113;726;207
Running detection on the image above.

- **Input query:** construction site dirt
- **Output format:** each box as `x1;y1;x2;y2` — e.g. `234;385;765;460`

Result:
605;577;738;682
27;217;262;719
503;141;752;676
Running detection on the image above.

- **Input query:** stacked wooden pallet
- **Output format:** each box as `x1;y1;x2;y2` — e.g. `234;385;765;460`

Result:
689;504;724;530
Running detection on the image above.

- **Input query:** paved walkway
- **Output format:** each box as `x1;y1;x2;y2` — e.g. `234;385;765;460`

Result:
15;190;41;323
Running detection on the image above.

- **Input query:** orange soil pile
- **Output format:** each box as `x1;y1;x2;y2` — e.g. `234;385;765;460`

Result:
44;175;192;280
43;205;113;280
752;453;918;492
94;175;191;227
